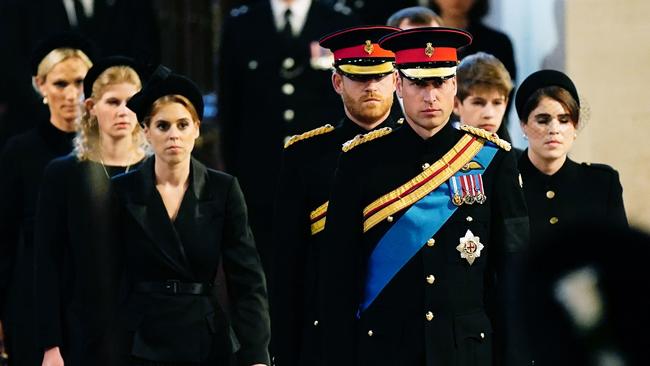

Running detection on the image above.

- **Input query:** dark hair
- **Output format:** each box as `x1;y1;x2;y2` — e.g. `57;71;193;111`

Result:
386;6;441;28
520;86;579;126
430;0;489;22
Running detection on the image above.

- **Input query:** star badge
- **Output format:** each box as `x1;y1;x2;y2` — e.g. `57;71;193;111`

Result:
456;229;484;265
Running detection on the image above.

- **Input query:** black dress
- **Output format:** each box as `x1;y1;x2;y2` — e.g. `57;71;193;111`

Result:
0;119;74;366
112;157;270;366
319;122;529;366
34;155;142;366
271;116;399;366
518;151;628;246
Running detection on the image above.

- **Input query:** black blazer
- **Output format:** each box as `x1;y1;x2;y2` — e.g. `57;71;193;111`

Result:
112;157;270;365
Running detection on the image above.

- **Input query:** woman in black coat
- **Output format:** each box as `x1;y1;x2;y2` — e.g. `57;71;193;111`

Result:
35;56;147;366
0;33;93;366
114;67;270;366
515;69;627;245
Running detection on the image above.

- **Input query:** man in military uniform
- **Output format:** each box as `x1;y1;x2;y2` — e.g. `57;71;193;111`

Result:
217;0;357;276
271;25;401;366
319;27;529;366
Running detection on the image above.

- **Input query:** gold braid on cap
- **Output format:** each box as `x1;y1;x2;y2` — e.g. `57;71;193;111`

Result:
284;124;335;149
342;127;392;152
459;124;511;151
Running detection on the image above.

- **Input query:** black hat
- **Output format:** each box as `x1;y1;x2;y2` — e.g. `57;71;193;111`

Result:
515;69;580;120
319;25;400;79
83;56;142;98
378;27;472;80
30;32;95;76
127;65;204;125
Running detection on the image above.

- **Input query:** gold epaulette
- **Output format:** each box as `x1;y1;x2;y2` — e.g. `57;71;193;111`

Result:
459;124;511;151
284;124;335;149
342;127;392;152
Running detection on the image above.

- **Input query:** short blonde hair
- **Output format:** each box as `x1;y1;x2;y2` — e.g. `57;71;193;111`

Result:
142;94;201;127
74;66;147;161
32;48;92;94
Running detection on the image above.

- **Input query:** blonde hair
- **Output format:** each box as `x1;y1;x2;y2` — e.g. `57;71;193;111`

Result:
456;52;513;102
32;48;92;94
142;94;201;127
74;66;148;161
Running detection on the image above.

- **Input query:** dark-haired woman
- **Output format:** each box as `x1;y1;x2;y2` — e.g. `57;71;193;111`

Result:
515;69;627;245
114;68;270;365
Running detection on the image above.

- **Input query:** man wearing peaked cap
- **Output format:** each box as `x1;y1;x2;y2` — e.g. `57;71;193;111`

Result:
319;27;530;366
271;25;401;366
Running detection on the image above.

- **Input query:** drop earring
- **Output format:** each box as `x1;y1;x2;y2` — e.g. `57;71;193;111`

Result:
42;96;48;104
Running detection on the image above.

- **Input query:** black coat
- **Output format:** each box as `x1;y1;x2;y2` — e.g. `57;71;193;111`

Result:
320;122;529;366
271;116;399;366
112;157;270;365
0;120;74;366
518;151;627;245
217;0;357;276
34;156;136;366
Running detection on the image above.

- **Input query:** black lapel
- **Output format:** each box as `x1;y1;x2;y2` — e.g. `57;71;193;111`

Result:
122;157;195;279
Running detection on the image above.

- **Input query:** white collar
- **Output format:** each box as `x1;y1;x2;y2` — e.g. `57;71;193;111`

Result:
270;0;312;36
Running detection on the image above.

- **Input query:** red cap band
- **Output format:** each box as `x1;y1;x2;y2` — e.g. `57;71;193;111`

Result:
333;44;395;60
395;47;457;65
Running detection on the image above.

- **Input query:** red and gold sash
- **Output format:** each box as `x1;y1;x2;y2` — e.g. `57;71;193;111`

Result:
310;201;328;235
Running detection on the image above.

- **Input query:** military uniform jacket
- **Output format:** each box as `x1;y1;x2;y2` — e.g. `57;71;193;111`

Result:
272;117;397;366
35;156;136;366
320;122;529;366
112;157;270;365
518;152;627;246
218;1;357;275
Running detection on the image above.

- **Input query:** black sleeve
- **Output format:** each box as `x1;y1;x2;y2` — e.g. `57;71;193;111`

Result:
222;177;271;365
319;155;363;364
606;169;628;228
33;159;69;350
489;150;530;366
0;142;23;316
217;15;243;175
270;150;309;366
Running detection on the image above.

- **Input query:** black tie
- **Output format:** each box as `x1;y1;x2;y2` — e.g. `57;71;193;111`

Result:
73;0;89;29
282;8;293;39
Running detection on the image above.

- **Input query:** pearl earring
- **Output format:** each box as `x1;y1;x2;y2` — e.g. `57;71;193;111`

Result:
522;134;528;140
42;96;48;105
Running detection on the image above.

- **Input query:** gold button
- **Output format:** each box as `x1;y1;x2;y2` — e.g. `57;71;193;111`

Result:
367;330;373;336
387;215;394;223
546;190;555;199
425;311;434;321
422;163;430;170
480;332;485;339
550;216;559;224
397;118;404;125
282;83;295;95
283;109;295;121
313;320;319;326
426;238;435;247
466;216;473;222
283;57;295;69
426;275;435;284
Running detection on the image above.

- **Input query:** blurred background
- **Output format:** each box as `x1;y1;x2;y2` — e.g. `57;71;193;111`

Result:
0;0;648;230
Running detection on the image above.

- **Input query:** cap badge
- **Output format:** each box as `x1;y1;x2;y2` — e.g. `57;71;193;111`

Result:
364;40;374;55
425;42;434;57
456;229;484;265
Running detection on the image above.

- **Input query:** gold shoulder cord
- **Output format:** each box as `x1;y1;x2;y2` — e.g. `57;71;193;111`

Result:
284;124;335;149
459;124;512;151
342;127;392;152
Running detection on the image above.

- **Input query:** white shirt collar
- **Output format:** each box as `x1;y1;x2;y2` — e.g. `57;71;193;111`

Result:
270;0;312;36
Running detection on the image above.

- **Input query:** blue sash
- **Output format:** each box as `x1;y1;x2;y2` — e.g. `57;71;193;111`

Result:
358;143;499;315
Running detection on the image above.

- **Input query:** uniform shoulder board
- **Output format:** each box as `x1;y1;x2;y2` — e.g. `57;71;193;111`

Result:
459;124;511;151
284;124;335;149
229;5;249;17
342;127;392;152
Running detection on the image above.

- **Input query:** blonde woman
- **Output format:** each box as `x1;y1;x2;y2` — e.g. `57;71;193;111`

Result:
34;56;146;366
0;33;93;366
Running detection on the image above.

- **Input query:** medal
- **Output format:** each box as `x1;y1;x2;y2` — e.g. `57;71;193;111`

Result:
461;175;475;204
456;229;484;265
449;176;463;206
474;174;487;204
